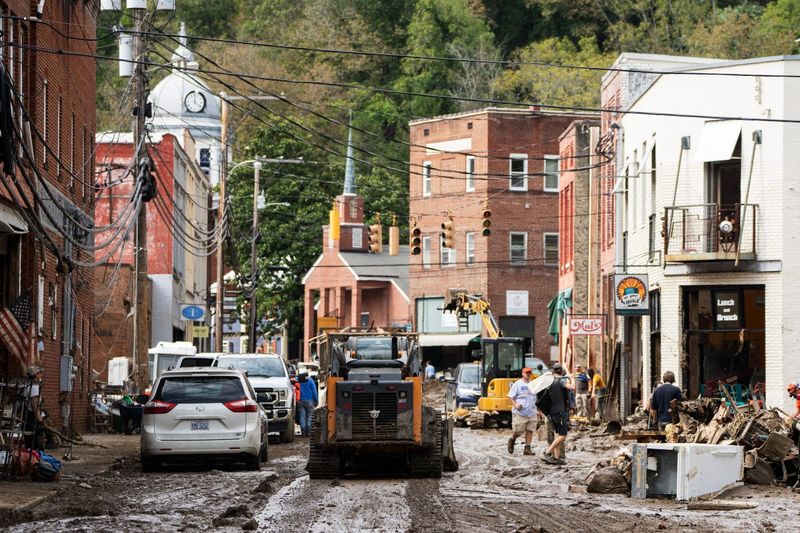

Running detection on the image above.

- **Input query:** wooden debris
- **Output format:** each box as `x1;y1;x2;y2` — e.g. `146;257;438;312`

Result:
686;500;758;511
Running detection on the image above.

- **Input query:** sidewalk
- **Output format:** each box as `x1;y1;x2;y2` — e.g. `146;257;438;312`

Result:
0;434;139;514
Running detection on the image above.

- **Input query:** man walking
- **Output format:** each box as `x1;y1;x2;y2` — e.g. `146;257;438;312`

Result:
574;365;590;418
542;363;573;465
507;367;537;456
297;373;318;437
650;371;682;430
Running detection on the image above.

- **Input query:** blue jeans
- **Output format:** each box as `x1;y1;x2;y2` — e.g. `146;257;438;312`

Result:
298;400;315;435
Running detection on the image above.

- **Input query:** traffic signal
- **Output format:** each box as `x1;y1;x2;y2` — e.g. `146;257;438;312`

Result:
441;217;455;249
410;226;422;255
368;224;383;253
481;209;491;236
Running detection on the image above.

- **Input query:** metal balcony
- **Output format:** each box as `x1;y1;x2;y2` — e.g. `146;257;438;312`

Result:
663;204;757;262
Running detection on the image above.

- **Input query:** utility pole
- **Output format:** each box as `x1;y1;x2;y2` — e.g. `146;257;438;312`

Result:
215;92;229;352
247;160;262;353
132;6;149;391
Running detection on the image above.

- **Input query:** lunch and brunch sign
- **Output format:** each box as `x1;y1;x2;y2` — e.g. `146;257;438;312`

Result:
614;274;649;316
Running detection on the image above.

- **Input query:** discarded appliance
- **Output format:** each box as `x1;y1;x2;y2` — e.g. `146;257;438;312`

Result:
630;443;744;500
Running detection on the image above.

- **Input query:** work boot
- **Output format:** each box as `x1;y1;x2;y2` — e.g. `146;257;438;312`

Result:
507;437;515;454
523;445;534;456
541;452;558;465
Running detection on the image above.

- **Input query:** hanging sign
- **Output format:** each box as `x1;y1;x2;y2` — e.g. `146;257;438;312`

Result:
614;274;649;316
181;304;206;321
568;317;604;336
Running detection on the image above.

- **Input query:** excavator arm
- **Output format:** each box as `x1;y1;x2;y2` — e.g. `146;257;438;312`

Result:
442;289;502;338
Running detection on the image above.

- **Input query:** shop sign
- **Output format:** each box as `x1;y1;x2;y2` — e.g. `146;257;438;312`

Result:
614;274;649;316
568;317;604;336
506;290;529;316
192;326;209;338
714;291;740;329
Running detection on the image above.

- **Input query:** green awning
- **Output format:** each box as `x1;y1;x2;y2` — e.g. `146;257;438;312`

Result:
547;288;573;343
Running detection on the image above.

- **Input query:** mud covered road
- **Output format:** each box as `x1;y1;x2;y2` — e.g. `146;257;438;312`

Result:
3;427;798;532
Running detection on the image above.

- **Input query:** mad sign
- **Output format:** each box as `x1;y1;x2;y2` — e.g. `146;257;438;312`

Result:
568;317;604;336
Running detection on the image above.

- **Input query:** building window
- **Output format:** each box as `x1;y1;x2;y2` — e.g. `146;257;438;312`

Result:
465;156;475;192
465;232;475;265
509;154;528;191
422;236;431;269
422;161;432;197
544;233;559;266
199;148;211;176
440;245;455;267
648;214;657;262
622;231;628;271
42;80;48;167
544;155;559;192
509;232;527;264
56;96;62;180
70;113;75;190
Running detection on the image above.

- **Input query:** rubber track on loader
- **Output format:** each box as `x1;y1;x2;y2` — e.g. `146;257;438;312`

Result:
408;418;443;478
468;410;485;430
307;432;340;479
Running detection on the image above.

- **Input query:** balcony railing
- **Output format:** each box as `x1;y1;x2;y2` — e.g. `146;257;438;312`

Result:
663;203;757;262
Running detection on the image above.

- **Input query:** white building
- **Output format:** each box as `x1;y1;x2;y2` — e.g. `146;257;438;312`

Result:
617;55;800;412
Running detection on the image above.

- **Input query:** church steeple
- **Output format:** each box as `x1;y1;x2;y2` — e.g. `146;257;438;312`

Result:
343;115;357;196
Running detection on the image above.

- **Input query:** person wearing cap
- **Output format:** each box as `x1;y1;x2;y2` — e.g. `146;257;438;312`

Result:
542;363;573;465
788;383;800;420
24;365;44;449
507;367;537;456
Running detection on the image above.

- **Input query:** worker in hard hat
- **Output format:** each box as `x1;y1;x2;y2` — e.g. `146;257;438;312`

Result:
788;383;800;419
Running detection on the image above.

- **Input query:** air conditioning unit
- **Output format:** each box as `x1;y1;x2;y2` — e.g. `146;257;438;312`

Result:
222;341;232;354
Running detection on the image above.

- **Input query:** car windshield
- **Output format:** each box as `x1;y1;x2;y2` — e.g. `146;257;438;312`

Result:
155;376;245;404
216;357;286;378
460;365;480;385
354;338;393;360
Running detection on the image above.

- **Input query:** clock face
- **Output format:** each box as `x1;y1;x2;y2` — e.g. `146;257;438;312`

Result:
184;91;206;113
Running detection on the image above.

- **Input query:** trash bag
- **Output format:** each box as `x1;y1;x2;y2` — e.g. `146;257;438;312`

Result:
586;467;629;494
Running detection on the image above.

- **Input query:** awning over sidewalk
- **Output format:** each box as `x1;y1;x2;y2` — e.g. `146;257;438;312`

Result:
698;120;741;162
547;287;573;343
418;333;479;347
0;203;28;234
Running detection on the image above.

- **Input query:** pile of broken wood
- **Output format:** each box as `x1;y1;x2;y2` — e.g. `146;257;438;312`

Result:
665;396;798;486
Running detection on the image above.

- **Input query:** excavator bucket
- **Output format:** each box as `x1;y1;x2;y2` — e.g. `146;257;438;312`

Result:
442;417;459;472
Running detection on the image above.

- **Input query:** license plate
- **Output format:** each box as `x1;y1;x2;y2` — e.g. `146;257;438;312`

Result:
191;421;209;430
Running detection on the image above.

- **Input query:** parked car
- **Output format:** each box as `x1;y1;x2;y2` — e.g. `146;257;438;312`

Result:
214;354;296;443
140;367;268;472
297;361;319;380
177;354;218;368
445;362;481;412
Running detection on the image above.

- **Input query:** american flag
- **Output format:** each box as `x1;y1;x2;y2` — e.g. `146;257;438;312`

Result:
0;292;33;371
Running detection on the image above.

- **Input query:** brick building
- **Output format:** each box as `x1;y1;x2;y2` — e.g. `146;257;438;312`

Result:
556;119;601;373
408;108;592;370
0;1;96;431
93;130;211;379
303;140;411;359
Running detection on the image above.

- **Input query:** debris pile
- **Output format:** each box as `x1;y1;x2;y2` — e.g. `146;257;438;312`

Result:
423;379;447;408
664;398;799;486
585;448;632;494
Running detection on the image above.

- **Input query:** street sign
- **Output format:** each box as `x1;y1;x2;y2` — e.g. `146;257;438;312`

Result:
180;304;206;321
192;326;210;338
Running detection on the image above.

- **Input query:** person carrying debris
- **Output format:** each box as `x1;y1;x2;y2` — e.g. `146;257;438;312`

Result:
507;367;537;456
788;383;800;419
542;363;573;465
650;371;682;430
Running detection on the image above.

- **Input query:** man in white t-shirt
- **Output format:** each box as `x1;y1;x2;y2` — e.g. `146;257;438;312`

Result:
507;368;537;456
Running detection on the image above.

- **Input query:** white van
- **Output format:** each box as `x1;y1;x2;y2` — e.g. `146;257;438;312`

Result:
147;341;196;388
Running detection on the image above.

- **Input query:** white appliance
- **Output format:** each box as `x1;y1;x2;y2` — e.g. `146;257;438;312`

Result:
108;357;132;387
631;443;744;500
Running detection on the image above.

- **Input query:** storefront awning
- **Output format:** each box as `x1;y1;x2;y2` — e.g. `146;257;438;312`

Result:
698;120;741;162
418;333;479;347
0;203;27;234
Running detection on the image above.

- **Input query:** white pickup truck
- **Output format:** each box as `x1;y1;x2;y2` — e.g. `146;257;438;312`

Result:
214;354;296;443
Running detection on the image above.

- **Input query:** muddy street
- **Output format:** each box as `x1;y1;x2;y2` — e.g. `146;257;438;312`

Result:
2;428;798;532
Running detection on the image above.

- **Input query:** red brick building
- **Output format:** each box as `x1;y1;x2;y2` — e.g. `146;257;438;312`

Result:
93;131;211;379
0;1;96;431
303;160;411;359
408;108;593;369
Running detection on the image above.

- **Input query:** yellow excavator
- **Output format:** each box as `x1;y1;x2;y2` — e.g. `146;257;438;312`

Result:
442;289;526;429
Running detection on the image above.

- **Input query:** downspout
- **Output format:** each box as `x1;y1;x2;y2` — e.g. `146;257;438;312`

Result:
735;130;761;266
611;123;627;419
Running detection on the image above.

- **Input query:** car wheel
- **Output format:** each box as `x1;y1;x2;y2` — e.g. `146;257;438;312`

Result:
260;441;269;462
247;453;261;471
141;455;160;473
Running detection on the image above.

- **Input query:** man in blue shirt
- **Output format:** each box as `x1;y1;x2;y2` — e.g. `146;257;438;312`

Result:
424;361;436;380
298;373;319;437
507;367;537;456
650;371;681;430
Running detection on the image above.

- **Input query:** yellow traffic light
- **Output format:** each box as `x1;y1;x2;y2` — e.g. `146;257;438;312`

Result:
329;206;340;241
441;217;455;249
410;226;422;255
482;209;491;237
369;223;383;253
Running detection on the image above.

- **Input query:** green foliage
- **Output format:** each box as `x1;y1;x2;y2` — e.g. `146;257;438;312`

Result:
493;36;613;108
